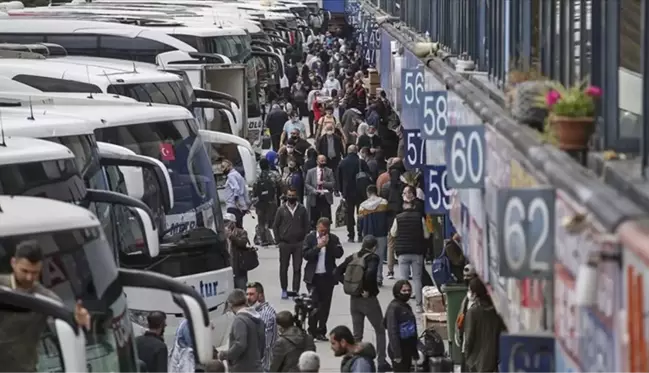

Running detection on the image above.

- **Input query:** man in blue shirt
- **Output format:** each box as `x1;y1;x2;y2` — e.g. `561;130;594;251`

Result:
223;159;250;228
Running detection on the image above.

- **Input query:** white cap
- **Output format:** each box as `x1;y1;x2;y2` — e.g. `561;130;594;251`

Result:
463;264;476;277
223;213;236;222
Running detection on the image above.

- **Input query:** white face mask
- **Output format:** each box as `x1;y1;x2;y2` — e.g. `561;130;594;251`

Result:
325;130;334;135
287;147;294;153
368;132;375;137
468;291;476;301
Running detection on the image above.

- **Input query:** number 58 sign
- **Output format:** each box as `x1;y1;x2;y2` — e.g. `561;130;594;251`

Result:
496;188;556;279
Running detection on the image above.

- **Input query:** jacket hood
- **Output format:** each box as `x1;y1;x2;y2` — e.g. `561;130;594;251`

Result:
282;326;308;347
355;342;377;360
359;195;387;211
237;307;262;322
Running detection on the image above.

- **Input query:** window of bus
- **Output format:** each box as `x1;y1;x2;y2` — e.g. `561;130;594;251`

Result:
12;74;102;93
99;36;175;63
0;227;138;373
0;159;86;202
45;35;99;56
106;81;192;109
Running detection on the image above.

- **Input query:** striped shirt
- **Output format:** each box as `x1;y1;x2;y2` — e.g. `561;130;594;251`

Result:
256;302;277;372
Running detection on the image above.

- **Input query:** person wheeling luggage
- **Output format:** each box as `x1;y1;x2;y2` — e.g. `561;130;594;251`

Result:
384;280;418;373
335;235;391;372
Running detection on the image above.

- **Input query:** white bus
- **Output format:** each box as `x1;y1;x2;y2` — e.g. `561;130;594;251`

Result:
0;192;214;371
0;94;238;348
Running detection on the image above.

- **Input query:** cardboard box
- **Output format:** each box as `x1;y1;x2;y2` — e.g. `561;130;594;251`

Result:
423;312;448;339
423;286;446;313
367;68;380;84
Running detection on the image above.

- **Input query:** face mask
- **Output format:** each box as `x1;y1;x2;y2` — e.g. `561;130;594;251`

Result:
403;194;414;202
287;196;298;203
368;132;375;137
287;147;294;153
325;130;334;135
318;163;326;168
329;77;335;81
397;292;411;302
291;135;299;140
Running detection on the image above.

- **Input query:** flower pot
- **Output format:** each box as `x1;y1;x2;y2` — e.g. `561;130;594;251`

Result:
550;116;595;150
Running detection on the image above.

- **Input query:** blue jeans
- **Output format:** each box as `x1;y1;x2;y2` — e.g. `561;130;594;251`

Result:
375;236;387;283
397;254;423;306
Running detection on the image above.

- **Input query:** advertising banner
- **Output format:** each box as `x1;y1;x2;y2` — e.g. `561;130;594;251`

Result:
554;189;621;371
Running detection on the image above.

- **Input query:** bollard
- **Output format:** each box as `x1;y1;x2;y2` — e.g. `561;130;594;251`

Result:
440;283;468;364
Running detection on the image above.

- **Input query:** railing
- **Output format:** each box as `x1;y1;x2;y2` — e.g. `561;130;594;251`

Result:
374;0;647;165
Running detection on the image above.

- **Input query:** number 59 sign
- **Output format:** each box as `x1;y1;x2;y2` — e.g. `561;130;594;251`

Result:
496;188;556;279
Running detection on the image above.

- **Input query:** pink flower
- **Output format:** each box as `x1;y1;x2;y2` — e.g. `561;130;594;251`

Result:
546;90;561;107
585;85;602;98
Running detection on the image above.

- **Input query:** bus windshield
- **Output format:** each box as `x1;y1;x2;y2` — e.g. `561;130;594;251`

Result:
107;81;192;110
0;227;138;372
202;34;252;63
43;135;117;252
93;119;222;238
0;158;86;202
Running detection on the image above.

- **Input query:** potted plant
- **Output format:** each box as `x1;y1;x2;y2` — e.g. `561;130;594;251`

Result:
541;81;602;150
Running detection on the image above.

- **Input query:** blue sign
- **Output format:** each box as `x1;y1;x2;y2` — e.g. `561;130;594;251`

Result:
424;165;451;214
421;91;448;140
403;129;425;169
401;68;424;109
445;125;486;188
499;333;555;372
444;215;456;239
496;187;556;279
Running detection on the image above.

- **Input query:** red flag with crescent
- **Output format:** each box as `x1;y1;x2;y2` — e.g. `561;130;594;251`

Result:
159;143;175;161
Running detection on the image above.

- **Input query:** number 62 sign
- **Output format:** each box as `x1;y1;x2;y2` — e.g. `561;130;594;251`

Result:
496;188;556;279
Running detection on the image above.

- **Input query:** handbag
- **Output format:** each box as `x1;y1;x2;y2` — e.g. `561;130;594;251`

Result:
336;199;347;228
238;245;260;271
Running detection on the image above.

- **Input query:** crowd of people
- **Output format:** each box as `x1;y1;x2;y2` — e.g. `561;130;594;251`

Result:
177;25;507;373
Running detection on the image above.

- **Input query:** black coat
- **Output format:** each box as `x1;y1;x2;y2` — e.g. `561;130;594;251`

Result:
357;134;382;151
266;109;289;136
302;231;344;284
336;153;370;201
285;65;299;86
135;332;168;373
316;134;344;160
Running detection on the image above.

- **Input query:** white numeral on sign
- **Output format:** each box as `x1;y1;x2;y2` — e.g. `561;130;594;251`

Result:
449;128;484;186
406;131;424;166
422;92;448;139
503;196;551;273
428;168;451;211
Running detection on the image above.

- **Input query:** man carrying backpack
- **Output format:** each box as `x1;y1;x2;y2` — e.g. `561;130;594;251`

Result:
253;158;279;246
335;236;391;372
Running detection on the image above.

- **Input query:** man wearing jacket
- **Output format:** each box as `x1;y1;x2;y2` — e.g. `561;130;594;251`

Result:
302;217;344;340
218;289;266;372
358;185;390;286
270;311;316;372
336;236;391;372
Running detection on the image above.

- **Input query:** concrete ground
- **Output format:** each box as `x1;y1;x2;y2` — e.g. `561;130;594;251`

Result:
243;197;428;372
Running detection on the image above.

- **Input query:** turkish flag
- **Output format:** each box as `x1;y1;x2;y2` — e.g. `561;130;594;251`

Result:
159;143;175;161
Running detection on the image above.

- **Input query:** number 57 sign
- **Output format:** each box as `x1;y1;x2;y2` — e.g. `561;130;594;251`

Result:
496;188;556;279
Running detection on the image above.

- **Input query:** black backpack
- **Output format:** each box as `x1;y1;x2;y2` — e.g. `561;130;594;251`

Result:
254;175;276;203
420;327;446;358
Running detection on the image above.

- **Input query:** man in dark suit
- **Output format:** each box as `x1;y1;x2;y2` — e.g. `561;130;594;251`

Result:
337;145;371;242
302;217;344;341
305;154;336;228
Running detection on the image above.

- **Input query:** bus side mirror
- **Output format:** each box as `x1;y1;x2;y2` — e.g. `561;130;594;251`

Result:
0;287;87;373
98;148;174;214
117;268;212;364
85;189;160;259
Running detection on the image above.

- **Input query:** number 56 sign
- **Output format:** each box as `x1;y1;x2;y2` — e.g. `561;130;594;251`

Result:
496;188;556;279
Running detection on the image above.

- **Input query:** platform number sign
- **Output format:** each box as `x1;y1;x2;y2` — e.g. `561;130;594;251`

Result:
496;188;556;279
404;129;425;169
371;25;381;49
445;125;485;188
401;68;424;108
421;91;448;140
424;165;451;213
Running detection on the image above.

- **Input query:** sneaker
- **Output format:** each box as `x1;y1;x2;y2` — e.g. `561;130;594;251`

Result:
415;305;424;313
387;272;394;280
347;238;355;243
281;290;288;300
377;280;383;287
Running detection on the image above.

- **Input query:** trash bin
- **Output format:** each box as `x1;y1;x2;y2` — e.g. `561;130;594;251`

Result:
440;283;468;364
